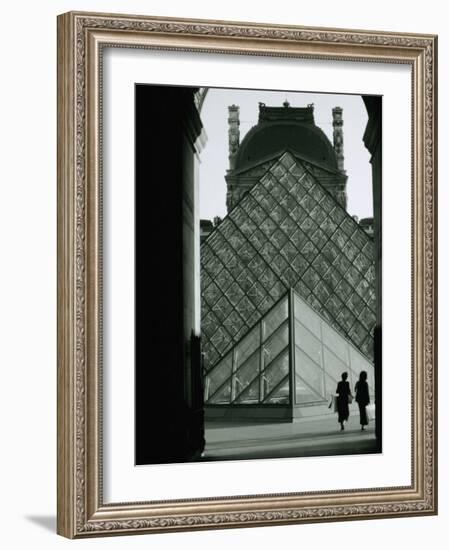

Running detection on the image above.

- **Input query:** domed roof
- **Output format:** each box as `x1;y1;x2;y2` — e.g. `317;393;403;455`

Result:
234;105;338;172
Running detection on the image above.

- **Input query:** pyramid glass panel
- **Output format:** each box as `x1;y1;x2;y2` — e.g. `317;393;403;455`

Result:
234;326;260;368
207;352;233;397
234;377;260;404
204;292;292;407
201;152;375;374
294;293;375;403
264;377;290;404
322;346;349;385
324;373;339;400
261;349;290;399
234;351;260;397
207;382;231;405
294;347;325;398
204;290;375;416
295;374;323;404
262;322;289;365
294;320;323;367
263;295;288;339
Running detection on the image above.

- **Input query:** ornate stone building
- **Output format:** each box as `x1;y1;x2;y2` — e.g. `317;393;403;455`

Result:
225;102;348;211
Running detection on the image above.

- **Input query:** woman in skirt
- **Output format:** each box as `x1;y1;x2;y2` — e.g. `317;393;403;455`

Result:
354;370;370;431
336;372;352;431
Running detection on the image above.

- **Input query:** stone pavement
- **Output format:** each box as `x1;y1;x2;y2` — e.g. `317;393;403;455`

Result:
202;413;378;461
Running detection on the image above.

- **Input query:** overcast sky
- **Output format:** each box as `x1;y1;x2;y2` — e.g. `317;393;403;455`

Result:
198;88;374;222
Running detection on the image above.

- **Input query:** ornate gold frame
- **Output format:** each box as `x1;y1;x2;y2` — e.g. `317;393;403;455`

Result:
57;11;438;538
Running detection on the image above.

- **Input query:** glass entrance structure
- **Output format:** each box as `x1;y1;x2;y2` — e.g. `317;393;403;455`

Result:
204;289;375;421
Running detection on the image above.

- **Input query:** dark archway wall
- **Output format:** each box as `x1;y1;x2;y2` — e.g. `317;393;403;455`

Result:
363;95;382;445
135;85;205;464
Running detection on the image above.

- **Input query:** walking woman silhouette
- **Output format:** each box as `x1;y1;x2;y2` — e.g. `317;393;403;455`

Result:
355;370;370;431
336;372;352;431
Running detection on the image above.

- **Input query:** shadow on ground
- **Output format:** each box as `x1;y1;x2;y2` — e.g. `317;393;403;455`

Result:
25;515;56;533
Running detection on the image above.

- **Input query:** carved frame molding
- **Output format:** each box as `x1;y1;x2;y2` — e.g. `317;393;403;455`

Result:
57;11;437;538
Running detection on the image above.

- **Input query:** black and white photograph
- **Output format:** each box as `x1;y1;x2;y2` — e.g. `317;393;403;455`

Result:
135;84;382;465
0;0;441;545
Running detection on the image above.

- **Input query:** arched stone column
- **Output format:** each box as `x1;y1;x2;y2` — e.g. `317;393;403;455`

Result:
363;95;382;446
135;85;206;464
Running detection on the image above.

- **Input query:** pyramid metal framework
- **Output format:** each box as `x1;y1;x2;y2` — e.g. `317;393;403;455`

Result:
200;151;376;375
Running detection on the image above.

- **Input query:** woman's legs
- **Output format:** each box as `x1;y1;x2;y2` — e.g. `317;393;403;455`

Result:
358;403;368;429
338;407;348;430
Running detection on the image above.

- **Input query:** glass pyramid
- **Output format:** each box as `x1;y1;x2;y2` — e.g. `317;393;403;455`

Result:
204;290;375;410
201;151;375;374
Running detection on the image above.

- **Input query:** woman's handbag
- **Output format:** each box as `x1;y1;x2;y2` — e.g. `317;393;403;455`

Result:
366;404;375;420
348;394;353;404
328;395;338;413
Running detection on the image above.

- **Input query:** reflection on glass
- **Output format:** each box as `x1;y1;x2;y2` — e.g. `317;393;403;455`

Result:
263;296;288;339
324;373;339;399
265;377;290;404
235;326;260;368
262;349;289;399
294;320;322;365
234;351;259;397
205;293;293;406
295;374;321;404
207;353;232;397
295;347;324;398
322;346;347;385
294;293;321;338
321;322;349;363
262;322;289;365
234;377;259;404
208;382;231;404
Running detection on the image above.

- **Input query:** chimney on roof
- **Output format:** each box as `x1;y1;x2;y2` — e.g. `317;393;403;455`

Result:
332;106;345;173
228;105;240;170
